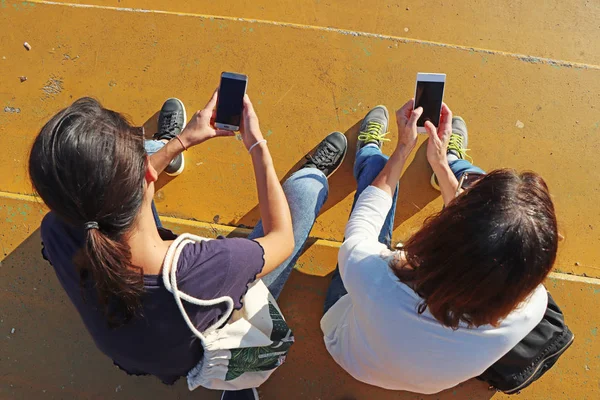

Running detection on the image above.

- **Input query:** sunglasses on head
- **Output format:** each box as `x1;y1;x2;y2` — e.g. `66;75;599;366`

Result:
455;172;485;198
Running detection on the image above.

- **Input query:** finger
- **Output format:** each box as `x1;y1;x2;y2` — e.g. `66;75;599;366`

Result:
440;128;452;146
399;98;415;118
243;94;255;113
204;88;219;110
424;120;439;143
439;103;452;132
440;103;452;120
408;106;423;127
439;104;453;138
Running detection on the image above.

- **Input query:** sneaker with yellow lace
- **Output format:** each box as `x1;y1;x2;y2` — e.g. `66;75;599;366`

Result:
357;105;390;153
430;116;472;191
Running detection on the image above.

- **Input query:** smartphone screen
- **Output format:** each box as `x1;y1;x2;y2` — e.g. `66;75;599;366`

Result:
216;74;247;129
415;80;445;127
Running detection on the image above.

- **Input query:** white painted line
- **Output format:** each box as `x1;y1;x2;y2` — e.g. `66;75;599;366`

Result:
28;0;600;70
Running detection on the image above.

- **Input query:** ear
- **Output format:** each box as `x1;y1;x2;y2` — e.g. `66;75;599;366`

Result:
145;156;158;184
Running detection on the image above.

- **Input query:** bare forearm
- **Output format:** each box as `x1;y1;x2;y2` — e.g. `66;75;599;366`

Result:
149;139;187;175
250;144;292;236
431;162;459;205
371;145;412;197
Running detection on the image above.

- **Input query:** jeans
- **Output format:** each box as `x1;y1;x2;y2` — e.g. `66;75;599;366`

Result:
322;144;485;313
144;140;329;300
248;168;329;299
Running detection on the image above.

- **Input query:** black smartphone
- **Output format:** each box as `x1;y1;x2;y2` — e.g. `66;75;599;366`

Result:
414;73;446;133
215;72;248;131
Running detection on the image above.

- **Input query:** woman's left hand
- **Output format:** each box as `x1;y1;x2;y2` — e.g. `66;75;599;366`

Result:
425;103;453;169
395;98;423;154
180;89;235;148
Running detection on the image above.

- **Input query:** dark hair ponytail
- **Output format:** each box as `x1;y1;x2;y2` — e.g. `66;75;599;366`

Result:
29;97;147;328
79;227;144;327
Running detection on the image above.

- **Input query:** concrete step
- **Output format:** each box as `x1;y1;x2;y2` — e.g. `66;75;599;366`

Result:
1;0;599;277
47;0;600;64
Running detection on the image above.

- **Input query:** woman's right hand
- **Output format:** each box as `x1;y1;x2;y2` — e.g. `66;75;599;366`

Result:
240;95;265;152
395;98;423;155
179;89;235;148
425;103;453;169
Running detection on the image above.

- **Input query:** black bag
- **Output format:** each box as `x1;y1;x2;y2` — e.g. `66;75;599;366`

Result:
478;292;574;394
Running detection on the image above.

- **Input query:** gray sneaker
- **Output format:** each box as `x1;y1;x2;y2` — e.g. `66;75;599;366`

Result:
430;116;471;191
154;98;187;176
447;116;469;160
357;105;389;152
301;131;348;178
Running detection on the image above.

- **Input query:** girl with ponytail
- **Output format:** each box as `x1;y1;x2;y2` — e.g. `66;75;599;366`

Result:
30;91;333;400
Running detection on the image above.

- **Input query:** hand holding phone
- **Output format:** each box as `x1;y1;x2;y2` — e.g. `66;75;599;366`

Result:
414;73;446;133
395;99;423;153
215;72;248;131
179;90;235;148
425;102;454;168
239;94;265;152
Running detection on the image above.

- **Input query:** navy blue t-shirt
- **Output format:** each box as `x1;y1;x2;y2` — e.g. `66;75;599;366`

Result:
40;212;265;384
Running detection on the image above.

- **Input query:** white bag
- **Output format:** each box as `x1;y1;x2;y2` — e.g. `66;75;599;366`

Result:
162;233;294;391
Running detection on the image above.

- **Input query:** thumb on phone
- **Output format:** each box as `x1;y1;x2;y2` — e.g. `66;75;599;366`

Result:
424;120;439;143
205;88;219;110
409;107;423;127
243;94;254;114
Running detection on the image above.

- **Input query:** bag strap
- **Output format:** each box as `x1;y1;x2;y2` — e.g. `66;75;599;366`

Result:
162;233;235;345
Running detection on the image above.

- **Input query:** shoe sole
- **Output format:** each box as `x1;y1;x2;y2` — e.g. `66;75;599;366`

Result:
164;97;187;177
165;153;185;177
326;132;348;179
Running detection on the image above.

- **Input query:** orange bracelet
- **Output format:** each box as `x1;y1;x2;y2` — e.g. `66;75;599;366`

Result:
175;136;187;151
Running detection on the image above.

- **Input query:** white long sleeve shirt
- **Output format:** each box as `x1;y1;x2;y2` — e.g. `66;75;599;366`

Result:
321;186;547;394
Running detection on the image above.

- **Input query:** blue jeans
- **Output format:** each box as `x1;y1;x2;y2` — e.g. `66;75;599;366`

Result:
144;140;329;300
248;168;329;299
322;144;485;313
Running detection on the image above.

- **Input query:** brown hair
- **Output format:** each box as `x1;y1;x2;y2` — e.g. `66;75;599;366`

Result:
395;169;558;329
29;97;147;328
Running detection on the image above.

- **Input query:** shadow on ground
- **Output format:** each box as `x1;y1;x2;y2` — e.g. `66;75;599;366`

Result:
225;117;439;271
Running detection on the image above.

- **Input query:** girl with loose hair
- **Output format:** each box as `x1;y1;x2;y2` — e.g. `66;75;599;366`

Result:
321;99;557;394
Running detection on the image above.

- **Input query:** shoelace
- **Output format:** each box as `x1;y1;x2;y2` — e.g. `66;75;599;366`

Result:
358;121;390;144
447;133;472;162
306;142;338;169
156;113;180;140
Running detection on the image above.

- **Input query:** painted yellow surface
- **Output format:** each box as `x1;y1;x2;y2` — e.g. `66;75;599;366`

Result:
1;0;600;279
1;0;599;399
50;0;600;65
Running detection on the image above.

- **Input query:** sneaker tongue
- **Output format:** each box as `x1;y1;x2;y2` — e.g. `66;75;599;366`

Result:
322;141;337;153
311;148;334;166
156;115;179;139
